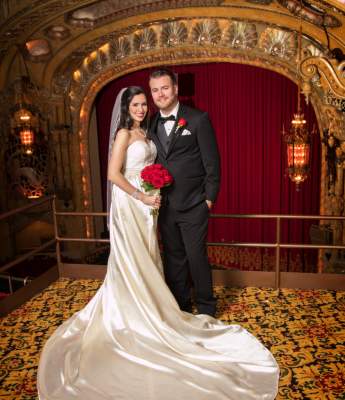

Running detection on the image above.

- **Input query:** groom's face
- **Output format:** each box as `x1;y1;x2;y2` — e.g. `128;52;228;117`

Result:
149;75;178;113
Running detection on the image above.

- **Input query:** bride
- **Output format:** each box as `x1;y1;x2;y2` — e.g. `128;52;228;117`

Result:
37;86;280;399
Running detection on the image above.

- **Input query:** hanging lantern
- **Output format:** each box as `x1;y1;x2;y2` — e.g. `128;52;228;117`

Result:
17;107;32;122
282;15;314;191
8;76;48;200
19;127;35;154
283;113;311;189
19;128;35;145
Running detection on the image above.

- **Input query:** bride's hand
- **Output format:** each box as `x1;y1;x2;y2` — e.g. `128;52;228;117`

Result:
141;194;161;208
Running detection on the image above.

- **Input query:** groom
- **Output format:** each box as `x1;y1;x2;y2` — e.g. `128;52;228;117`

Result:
149;68;221;317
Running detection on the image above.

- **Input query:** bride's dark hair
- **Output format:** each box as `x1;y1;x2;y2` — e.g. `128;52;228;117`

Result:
118;86;149;131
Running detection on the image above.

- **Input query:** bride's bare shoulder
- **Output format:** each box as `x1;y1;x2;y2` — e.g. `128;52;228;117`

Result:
114;128;131;144
116;128;130;138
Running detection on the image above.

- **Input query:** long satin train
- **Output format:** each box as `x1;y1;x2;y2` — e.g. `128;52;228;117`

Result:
38;141;279;399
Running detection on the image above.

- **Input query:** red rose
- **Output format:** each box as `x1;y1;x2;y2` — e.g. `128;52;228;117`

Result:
152;177;165;188
164;175;173;184
177;118;187;128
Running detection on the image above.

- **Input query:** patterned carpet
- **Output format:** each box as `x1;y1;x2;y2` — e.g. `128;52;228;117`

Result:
0;278;344;399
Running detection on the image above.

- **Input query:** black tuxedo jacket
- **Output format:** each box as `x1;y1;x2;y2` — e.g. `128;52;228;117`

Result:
149;104;221;211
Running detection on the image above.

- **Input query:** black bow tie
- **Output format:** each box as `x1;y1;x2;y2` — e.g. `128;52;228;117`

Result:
158;115;175;124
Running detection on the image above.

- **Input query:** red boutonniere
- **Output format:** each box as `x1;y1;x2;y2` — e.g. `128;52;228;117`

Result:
177;118;187;129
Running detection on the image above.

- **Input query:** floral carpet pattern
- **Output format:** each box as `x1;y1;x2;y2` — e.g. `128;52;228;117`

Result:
0;278;344;399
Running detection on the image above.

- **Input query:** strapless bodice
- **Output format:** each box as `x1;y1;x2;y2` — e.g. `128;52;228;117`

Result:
122;140;157;176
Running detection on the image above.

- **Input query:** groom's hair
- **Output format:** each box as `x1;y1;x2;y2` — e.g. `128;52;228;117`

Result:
149;68;177;85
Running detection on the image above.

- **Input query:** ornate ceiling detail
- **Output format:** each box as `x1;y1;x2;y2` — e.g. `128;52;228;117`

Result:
65;0;223;28
307;0;345;17
303;42;324;58
324;89;345;112
0;0;223;62
133;28;158;53
0;0;83;60
226;21;258;50
277;0;341;27
65;17;326;129
109;37;131;60
191;20;222;45
44;25;71;41
259;28;297;59
24;39;51;62
161;21;188;47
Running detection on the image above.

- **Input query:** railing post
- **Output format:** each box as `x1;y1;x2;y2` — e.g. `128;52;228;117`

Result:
52;196;62;276
8;276;13;294
275;217;281;291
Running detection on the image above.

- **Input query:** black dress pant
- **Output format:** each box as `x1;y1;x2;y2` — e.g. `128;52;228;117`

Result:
158;201;216;316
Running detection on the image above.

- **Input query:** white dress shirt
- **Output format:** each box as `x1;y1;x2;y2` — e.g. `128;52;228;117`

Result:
160;102;179;136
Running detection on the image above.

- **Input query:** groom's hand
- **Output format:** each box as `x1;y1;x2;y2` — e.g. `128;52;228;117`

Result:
206;200;213;210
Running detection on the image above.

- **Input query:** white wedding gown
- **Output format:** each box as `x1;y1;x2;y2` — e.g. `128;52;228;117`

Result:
38;140;279;400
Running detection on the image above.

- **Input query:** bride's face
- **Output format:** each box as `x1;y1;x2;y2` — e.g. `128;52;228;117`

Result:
129;94;148;125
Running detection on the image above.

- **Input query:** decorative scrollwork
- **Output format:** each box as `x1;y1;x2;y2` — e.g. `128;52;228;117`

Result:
259;28;297;60
301;56;345;99
161;21;188;47
191;20;222;46
226;21;258;50
338;61;345;78
324;90;345;113
132;28;157;53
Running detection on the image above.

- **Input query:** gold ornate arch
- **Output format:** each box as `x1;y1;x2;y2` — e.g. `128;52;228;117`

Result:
64;17;333;238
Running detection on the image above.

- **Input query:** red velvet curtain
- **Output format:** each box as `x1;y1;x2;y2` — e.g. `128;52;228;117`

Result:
96;63;320;272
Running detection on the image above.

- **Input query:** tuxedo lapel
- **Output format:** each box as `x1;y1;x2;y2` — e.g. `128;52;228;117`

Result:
149;113;166;156
166;105;187;157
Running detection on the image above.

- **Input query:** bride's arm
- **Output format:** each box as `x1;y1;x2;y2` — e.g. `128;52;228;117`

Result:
107;129;159;207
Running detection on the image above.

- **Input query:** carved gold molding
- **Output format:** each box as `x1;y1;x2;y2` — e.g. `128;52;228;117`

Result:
301;56;345;100
68;18;325;118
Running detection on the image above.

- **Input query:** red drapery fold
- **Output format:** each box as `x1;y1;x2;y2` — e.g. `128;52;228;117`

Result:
96;63;320;272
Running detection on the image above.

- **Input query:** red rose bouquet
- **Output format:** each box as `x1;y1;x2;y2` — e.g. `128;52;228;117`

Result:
140;164;173;215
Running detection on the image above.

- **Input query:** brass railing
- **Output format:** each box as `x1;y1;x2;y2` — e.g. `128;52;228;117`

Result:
2;197;344;312
53;201;345;289
2;196;345;292
210;213;345;288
